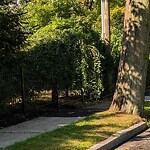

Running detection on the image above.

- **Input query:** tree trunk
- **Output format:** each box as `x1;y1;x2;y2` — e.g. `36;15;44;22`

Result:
81;88;84;103
109;0;150;116
104;0;113;94
65;88;69;98
52;80;58;108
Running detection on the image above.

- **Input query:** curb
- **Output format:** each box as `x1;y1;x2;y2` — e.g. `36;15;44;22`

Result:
88;121;148;150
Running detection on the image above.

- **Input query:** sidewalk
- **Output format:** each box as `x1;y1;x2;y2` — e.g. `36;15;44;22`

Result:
0;101;111;148
0;96;148;149
144;96;150;101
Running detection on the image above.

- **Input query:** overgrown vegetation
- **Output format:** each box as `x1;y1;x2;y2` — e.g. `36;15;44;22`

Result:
24;0;104;101
144;101;150;126
0;1;25;113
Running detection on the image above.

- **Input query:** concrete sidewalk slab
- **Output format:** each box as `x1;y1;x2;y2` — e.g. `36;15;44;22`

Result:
0;117;83;133
144;96;150;101
0;101;111;148
0;116;84;148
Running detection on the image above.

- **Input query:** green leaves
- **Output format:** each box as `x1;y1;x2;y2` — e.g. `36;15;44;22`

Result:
110;1;125;67
24;0;87;31
24;0;103;98
0;0;126;98
0;3;25;70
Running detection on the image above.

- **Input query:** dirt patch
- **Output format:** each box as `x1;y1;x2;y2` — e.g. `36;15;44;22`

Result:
0;96;112;129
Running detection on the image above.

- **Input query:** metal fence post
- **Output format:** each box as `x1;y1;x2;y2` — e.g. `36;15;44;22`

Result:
21;67;25;114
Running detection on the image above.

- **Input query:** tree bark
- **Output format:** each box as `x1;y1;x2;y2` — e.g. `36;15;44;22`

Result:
65;88;69;98
109;0;150;116
52;80;58;108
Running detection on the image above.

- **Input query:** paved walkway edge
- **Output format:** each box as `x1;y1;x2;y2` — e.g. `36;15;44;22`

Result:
88;121;148;150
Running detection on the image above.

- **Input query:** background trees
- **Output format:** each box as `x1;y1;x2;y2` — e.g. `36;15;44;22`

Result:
24;0;103;102
0;0;26;113
0;1;25;72
0;0;127;103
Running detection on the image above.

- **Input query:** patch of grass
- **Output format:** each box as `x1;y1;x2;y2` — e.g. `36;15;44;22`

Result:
0;111;141;150
144;101;150;126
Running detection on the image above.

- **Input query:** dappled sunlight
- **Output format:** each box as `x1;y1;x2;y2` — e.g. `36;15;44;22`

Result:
55;112;141;149
45;112;141;150
110;0;150;115
1;111;142;150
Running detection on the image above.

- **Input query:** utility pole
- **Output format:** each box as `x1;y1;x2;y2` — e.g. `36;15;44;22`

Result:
101;0;112;95
104;0;110;45
101;0;110;44
101;0;105;40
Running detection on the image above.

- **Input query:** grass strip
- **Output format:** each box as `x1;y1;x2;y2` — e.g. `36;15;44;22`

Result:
144;101;150;126
0;111;142;150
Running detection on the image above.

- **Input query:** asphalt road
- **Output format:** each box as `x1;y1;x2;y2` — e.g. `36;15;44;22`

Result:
115;127;150;150
115;96;150;150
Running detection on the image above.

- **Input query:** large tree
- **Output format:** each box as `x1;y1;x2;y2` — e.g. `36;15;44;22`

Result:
109;0;150;116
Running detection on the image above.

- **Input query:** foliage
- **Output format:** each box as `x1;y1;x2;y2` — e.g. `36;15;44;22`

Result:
24;0;103;99
0;3;25;72
110;1;125;66
23;0;86;32
0;2;26;114
23;0;127;98
144;101;150;126
0;0;127;104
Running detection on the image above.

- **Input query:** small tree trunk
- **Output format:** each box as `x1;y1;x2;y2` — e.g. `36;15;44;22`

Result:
21;67;25;114
65;88;69;98
109;0;150;116
81;88;84;103
52;80;58;108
